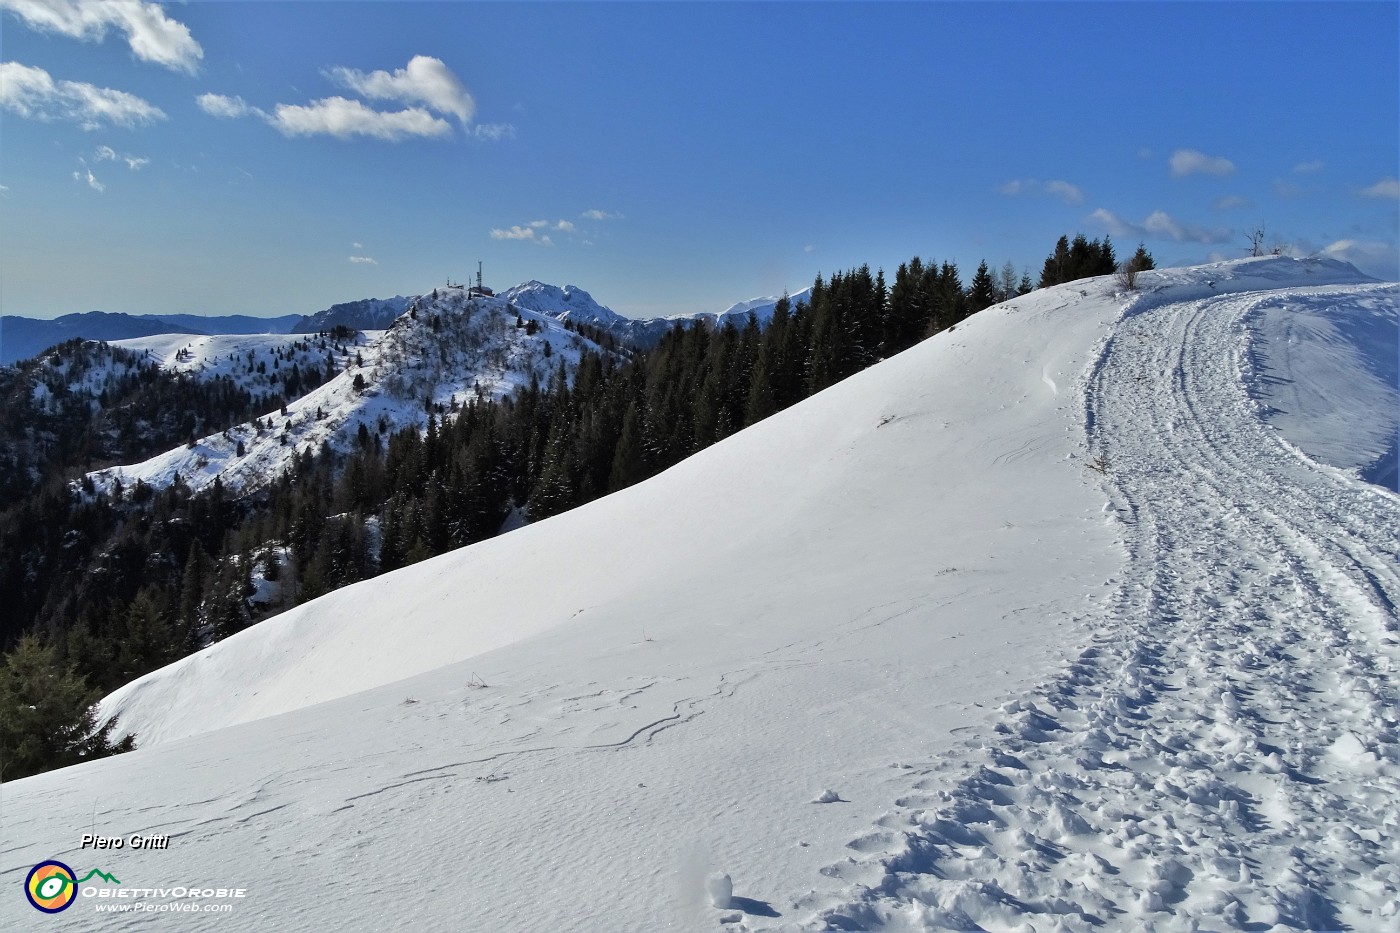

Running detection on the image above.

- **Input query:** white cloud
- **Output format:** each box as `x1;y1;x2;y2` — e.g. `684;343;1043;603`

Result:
0;183;9;196
554;220;575;232
1088;208;1135;238
1169;148;1236;178
93;144;148;170
270;97;451;141
72;166;104;191
352;242;363;249
197;92;264;120
1090;207;1230;244
803;244;815;254
0;61;165;129
1319;238;1399;279
1213;195;1251;212
1044;180;1085;206
490;226;538;241
1273;179;1303;198
1137;147;1153;160
1143;209;1230;243
1293;159;1324;174
200;90;452;142
997;178;1083;205
489;225;556;245
472;122;515;141
0;0;202;73
1360;177;1400;200
348;256;377;265
329;56;473;122
581;209;622;220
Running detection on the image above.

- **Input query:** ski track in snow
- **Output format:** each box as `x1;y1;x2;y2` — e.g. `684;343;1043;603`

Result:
791;285;1400;932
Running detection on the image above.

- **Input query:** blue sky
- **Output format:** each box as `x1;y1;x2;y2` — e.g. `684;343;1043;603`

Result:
2;1;1397;320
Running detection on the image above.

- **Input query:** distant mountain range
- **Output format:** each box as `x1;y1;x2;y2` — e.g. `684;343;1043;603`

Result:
1;285;812;366
500;281;813;350
0;311;303;366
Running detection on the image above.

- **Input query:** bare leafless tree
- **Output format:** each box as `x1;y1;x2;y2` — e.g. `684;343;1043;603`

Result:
1115;259;1141;291
1246;223;1268;257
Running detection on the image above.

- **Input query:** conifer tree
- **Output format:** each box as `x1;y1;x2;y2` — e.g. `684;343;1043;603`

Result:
0;636;134;780
1131;242;1156;270
968;260;998;313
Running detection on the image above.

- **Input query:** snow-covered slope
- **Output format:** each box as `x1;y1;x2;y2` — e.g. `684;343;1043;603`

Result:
84;287;613;496
107;332;351;397
5;258;1396;933
1248;290;1398;488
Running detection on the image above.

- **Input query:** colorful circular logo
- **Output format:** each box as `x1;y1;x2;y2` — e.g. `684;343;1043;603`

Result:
25;860;77;913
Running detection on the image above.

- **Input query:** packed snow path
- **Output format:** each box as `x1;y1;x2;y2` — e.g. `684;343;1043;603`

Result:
803;284;1400;932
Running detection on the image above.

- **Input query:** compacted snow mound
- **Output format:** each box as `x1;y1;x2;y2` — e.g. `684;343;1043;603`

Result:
1246;287;1398;488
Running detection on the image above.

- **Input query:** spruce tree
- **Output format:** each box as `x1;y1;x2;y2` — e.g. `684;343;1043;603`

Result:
968;260;997;313
0;636;134;780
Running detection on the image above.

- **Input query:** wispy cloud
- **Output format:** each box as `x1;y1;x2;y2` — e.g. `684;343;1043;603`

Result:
196;92;265;120
196;57;496;144
1360;177;1400;200
803;244;815;254
472;122;515;141
328;56;473;122
998;178;1083;205
1293;159;1324;174
1320;239;1399;278
1212;195;1251;212
94;144;149;170
1090;207;1231;244
270;97;451;141
489;224;559;246
491;225;541;241
72;166;104;192
0;61;165;129
348;256;377;265
0;0;202;73
1273;179;1303;198
1169;148;1236;178
581;209;622;220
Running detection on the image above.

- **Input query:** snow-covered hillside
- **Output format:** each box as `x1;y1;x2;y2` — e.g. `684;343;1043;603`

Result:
84;286;615;496
108;331;357;397
4;258;1396;933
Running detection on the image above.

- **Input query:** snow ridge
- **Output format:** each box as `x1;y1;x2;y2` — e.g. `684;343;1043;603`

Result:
800;269;1400;932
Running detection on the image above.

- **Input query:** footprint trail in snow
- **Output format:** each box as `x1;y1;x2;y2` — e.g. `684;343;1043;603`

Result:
791;283;1400;931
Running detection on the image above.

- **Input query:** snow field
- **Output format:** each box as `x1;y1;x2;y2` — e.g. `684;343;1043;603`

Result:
1;258;1392;933
802;273;1399;932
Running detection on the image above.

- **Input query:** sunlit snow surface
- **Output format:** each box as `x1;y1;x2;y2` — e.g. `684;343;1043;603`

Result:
3;258;1396;933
